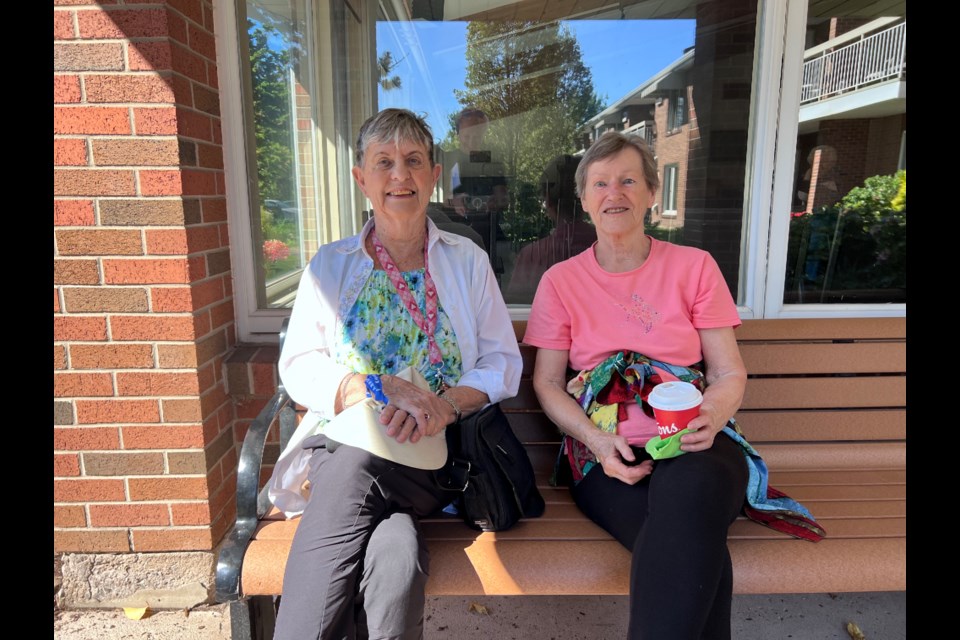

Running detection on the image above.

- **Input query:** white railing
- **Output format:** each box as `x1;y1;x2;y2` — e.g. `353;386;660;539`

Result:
800;21;905;104
622;120;655;148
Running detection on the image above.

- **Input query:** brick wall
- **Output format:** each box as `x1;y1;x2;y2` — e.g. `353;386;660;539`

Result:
654;85;693;228
54;0;237;555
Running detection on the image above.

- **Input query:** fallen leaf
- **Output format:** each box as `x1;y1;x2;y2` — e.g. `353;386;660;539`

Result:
123;606;150;620
468;602;490;615
846;621;865;639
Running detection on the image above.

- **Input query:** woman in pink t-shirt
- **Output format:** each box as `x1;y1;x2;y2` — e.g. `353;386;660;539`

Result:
524;132;749;640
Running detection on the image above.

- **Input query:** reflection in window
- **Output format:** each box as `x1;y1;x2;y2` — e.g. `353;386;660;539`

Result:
784;7;906;304
237;1;764;309
244;0;319;308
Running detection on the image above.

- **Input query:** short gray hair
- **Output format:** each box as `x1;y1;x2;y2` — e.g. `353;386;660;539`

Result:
575;132;660;197
354;108;436;167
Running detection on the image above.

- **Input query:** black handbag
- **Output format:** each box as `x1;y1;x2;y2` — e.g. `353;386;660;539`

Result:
436;403;545;532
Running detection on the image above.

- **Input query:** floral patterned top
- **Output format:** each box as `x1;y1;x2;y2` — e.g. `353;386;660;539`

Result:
334;268;463;393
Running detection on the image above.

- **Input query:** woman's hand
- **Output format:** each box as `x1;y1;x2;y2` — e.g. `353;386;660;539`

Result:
379;375;455;443
586;430;653;485
677;405;726;452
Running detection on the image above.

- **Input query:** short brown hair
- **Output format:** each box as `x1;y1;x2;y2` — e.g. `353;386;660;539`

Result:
575;132;660;197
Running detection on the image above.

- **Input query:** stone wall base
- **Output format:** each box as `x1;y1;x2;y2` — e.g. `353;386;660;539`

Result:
56;551;216;610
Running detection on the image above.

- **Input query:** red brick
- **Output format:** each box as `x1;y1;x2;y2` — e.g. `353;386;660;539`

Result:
184;226;220;255
89;504;170;527
131;527;212;552
134;107;178;135
54;107;130;135
197;363;215;393
57;229;142;256
54;75;82;103
145;229;188;255
77;8;169;38
92;138;180;166
151;287;193;312
76;399;160;424
157;344;198;368
170;502;211;526
210;299;234;329
167;0;204;25
54;316;107;341
140;170;183;196
196;142;224;170
54;10;75;39
188;23;217;60
55;259;100;285
127;41;173;72
55;530;130;554
54;373;114;398
128;476;208;501
170;43;207;84
162;398;204;423
55;345;68;370
102;258;190;284
117;372;200;396
54;139;87;166
235;396;269;420
55;0;119;4
54;289;62;313
191;279;224;310
85;74;176;104
251;362;277;396
70;344;154;369
122;425;204;449
171;74;193;106
54;505;87;528
192;86;219;116
83;451;165;476
203;4;213;30
188;256;207;280
54;478;126;502
62;287;149;313
201;198;226;222
54;169;136;197
100;199;185;226
110;315;195;341
193;312;211;337
207;61;219;91
54;454;81;477
54;42;125;72
165;7;188;44
177;107;213;141
54;200;95;226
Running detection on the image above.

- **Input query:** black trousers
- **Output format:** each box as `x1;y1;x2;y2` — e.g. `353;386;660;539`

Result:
571;433;748;640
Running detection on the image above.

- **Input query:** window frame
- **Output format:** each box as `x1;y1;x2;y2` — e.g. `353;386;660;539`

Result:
217;0;906;342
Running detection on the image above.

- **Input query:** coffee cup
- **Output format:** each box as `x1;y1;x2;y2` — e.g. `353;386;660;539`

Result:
647;381;703;441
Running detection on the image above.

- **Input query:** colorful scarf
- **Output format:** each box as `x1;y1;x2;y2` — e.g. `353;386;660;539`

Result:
556;351;826;542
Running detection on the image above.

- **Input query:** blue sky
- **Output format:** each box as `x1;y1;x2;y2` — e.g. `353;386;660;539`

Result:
377;19;696;140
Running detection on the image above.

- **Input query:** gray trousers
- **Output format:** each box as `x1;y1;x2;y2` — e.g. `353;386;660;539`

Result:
274;435;448;640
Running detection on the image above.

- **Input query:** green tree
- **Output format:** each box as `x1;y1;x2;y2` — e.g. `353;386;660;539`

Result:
378;51;404;91
452;21;603;243
248;18;294;204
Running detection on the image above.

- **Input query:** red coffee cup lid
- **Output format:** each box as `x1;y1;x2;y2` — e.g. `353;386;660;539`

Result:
647;381;703;411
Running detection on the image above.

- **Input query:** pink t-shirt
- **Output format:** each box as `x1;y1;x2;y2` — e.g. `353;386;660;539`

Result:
523;237;741;445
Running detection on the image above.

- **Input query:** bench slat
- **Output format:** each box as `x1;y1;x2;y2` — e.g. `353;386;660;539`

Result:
739;342;905;374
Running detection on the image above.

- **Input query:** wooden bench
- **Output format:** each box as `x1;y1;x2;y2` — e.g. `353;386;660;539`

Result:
216;317;905;638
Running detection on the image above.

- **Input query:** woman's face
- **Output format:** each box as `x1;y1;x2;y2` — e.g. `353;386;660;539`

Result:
352;138;441;224
579;147;655;240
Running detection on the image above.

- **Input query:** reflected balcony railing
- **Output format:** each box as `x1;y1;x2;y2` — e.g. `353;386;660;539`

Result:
622;120;655;150
800;20;905;104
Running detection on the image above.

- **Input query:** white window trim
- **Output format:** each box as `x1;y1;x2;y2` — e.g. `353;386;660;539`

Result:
217;0;905;338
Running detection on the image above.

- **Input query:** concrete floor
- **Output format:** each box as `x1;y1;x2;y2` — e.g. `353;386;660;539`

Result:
54;591;906;639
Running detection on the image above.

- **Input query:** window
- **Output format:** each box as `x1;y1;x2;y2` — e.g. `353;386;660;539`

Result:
219;0;905;341
667;90;688;131
662;164;679;217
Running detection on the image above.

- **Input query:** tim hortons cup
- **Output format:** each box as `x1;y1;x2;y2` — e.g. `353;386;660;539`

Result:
647;381;703;441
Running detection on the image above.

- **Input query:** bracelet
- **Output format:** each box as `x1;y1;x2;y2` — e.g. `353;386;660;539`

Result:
364;374;389;404
438;391;462;425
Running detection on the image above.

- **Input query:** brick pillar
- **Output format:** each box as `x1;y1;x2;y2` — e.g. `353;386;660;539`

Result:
681;0;757;299
54;0;235;598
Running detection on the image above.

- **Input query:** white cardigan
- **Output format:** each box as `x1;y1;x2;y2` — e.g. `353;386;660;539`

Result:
267;218;522;517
